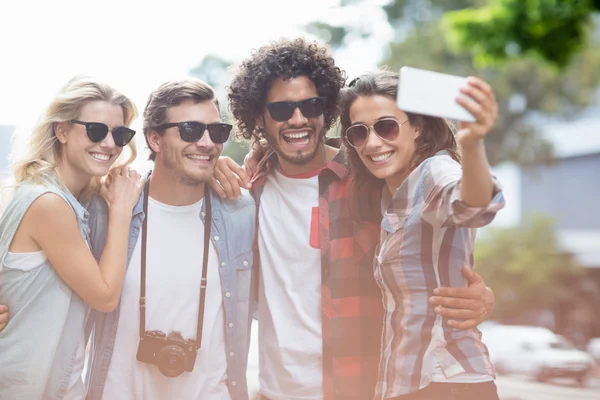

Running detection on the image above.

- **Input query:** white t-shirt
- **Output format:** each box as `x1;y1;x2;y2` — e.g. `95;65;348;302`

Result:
258;167;323;400
103;197;230;400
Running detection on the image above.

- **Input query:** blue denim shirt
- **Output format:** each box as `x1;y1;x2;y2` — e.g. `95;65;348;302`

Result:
84;187;256;400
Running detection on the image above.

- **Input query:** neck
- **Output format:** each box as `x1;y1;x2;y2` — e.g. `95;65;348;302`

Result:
149;163;205;206
56;159;89;198
278;144;335;176
385;170;409;197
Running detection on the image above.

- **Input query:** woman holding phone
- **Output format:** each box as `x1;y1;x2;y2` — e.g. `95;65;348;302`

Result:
339;70;504;400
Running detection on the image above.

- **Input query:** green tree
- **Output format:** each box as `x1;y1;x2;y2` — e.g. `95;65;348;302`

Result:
189;54;250;164
475;214;583;319
304;0;600;165
444;0;600;68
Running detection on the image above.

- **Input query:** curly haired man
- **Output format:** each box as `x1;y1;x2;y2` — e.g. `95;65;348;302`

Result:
219;38;496;400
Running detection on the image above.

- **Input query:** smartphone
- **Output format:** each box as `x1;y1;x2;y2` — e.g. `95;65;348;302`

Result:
396;66;476;122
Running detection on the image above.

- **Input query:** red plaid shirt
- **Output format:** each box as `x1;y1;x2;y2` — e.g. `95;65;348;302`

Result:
251;141;383;400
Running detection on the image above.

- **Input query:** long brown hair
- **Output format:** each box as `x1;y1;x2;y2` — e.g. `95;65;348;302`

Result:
339;71;461;197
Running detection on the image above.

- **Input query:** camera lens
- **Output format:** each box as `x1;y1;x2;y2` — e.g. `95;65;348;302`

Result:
157;345;188;377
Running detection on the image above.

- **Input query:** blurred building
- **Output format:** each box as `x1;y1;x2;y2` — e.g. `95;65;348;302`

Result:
490;108;600;345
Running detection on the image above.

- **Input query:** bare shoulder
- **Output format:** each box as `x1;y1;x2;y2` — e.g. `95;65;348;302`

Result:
26;192;75;225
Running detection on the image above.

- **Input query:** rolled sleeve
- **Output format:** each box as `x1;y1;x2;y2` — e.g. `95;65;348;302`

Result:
421;156;505;228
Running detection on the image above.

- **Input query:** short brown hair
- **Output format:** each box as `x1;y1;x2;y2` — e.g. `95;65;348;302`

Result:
340;71;461;194
143;78;220;160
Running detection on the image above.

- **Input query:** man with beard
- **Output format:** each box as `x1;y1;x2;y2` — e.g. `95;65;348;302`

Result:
219;38;496;400
84;78;256;400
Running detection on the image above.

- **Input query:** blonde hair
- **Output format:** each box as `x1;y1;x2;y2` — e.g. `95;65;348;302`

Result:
11;76;138;200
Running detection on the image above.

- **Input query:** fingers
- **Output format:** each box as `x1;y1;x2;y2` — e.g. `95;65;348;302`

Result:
213;167;240;199
447;318;481;330
466;77;494;99
244;146;264;176
456;77;498;134
134;172;145;192
434;306;480;320
433;285;484;300
430;296;479;310
0;306;8;332
433;304;485;330
226;158;251;189
455;96;486;124
209;176;227;199
462;266;483;286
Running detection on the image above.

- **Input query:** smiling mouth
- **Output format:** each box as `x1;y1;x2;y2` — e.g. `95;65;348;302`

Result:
89;152;112;162
368;151;394;163
185;154;213;162
282;130;311;145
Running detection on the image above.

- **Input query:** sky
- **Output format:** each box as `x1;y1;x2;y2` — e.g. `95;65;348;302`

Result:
0;0;391;128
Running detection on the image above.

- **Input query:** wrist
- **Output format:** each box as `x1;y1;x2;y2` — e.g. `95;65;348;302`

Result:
109;206;133;219
459;136;485;153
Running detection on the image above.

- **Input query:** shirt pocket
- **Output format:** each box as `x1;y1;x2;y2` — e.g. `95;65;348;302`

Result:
235;250;253;302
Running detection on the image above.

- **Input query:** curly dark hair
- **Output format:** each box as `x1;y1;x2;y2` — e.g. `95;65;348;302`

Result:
228;37;346;144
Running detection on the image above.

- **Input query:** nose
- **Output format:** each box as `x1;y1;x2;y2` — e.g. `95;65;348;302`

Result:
99;130;117;149
363;126;384;150
287;105;308;127
196;128;215;150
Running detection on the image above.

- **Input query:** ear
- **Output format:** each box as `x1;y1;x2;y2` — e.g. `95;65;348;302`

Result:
413;128;421;140
255;115;265;131
54;122;69;144
146;131;162;156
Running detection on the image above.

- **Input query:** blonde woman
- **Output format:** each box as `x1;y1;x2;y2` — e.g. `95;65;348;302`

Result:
0;76;144;399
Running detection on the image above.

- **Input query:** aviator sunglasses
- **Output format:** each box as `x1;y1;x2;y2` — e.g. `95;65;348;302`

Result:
266;97;328;122
345;118;409;148
150;121;232;144
71;120;136;147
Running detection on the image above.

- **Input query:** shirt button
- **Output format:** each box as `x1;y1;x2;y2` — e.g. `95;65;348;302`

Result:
214;235;220;241
229;352;234;357
228;322;234;328
225;292;231;298
201;211;205;217
242;260;249;266
231;381;237;386
220;262;226;267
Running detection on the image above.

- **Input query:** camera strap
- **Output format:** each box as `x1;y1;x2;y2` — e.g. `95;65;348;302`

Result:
140;172;212;349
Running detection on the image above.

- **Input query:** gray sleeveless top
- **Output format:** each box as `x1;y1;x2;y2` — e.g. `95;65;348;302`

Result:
0;181;91;400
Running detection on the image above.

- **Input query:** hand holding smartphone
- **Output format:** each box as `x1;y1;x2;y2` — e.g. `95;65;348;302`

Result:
397;66;476;122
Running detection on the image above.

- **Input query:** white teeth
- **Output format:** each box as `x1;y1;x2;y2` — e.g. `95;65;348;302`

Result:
90;153;110;161
186;154;210;161
370;152;393;162
283;131;310;139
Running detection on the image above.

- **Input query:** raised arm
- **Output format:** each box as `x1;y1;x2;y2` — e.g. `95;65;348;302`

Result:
25;168;144;312
456;77;498;207
421;77;504;228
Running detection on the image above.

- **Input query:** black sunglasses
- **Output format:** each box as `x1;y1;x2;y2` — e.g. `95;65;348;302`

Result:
151;121;232;144
345;118;409;148
266;97;327;122
71;120;136;147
